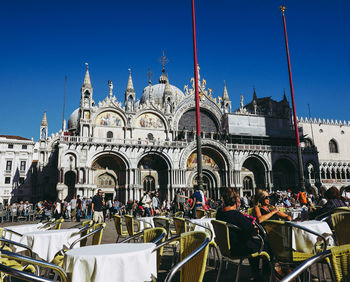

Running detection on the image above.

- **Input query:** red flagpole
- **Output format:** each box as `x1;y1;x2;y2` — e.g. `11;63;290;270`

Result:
280;5;305;191
191;0;203;189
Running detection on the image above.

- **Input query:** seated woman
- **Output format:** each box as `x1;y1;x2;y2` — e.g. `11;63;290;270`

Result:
311;186;347;219
253;189;291;223
216;187;270;280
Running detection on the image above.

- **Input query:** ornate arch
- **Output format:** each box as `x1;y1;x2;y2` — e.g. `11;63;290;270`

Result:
179;140;232;170
172;98;223;131
136;150;173;170
240;153;271;171
88;150;130;169
131;109;169;131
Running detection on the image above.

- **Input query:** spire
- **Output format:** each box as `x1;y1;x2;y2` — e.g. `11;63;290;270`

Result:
164;76;172;95
283;88;287;101
83;62;92;88
41;111;48;126
126;68;135;91
159;51;169;84
222;81;230;100
253;87;257;100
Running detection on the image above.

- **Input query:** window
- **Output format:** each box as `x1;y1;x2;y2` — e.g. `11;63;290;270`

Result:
106;131;113;142
22;145;27;149
329;139;338;153
5;177;11;184
6;161;12;171
20;161;26;172
8;144;13;149
19;177;25;184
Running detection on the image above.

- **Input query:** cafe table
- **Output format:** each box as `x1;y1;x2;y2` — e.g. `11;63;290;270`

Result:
18;228;80;262
64;243;157;282
291;220;335;253
190;218;215;241
3;223;43;242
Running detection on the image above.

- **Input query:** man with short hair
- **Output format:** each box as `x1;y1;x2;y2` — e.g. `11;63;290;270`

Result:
92;189;104;223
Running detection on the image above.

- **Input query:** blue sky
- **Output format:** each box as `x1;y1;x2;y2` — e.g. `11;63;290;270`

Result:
0;0;349;140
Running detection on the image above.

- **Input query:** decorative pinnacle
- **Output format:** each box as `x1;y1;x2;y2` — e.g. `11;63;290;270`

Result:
280;5;286;15
147;68;153;85
85;62;89;70
159;50;169;72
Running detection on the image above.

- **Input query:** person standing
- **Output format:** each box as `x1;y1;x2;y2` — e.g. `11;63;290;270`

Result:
76;195;82;222
190;187;205;219
152;192;161;215
92;189;104;223
141;191;152;217
70;196;77;222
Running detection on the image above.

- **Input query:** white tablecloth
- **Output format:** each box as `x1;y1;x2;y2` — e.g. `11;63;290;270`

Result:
286;208;303;220
64;243;157;282
292;220;334;253
190;218;215;241
18;229;80;262
139;216;166;231
138;217;155;231
3;223;43;242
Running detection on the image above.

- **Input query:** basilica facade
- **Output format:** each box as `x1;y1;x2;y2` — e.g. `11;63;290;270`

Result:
31;64;322;204
4;64;349;204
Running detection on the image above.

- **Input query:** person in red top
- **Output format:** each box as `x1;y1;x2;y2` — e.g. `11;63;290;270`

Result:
297;191;308;205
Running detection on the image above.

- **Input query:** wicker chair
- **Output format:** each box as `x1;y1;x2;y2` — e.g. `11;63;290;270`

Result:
174;211;184;218
262;220;328;280
0;249;68;282
280;244;350;282
154;231;210;282
212;219;270;282
331;212;350;245
196;209;207;219
113;214;129;242
153;217;176;239
124;215;141;236
51;222;105;267
173;217;188;235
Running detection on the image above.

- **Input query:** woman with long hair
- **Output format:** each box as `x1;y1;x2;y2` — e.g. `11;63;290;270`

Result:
253;189;291;223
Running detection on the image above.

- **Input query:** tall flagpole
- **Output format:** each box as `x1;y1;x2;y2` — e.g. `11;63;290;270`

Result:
62;75;67;131
191;0;203;190
280;5;305;191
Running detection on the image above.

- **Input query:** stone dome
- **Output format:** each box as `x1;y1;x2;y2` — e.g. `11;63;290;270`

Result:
68;108;80;130
140;83;185;105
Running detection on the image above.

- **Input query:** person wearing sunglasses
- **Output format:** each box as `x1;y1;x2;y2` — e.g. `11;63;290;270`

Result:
253;189;291;223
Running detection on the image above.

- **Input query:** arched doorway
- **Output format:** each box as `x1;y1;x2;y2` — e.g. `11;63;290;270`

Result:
273;158;297;191
138;154;169;201
243;176;253;196
186;147;226;200
92;154;127;201
64;171;76;200
241;156;267;192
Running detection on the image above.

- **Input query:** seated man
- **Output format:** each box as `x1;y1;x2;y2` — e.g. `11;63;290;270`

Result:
216;187;270;281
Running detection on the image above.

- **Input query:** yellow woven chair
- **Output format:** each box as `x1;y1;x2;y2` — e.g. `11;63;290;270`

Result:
174;211;184;218
173;217;187;235
208;209;217;218
280;244;350;282
113;214;129;242
262;220;328;279
196;209;206;219
331;212;350;245
0;249;68;282
49;218;64;230
247;207;254;216
124;215;140;236
153;231;210;282
153;217;176;238
212;219;270;282
52;222;106;267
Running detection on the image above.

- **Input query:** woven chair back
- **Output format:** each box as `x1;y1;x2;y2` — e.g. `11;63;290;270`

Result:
332;212;350;245
179;231;209;282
